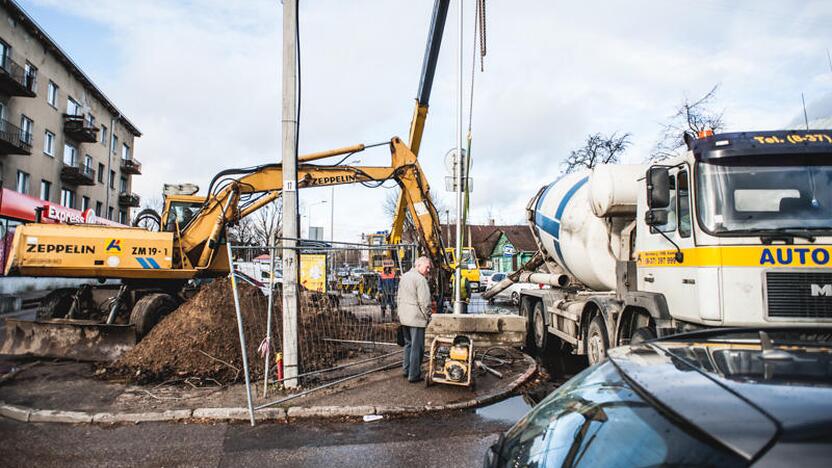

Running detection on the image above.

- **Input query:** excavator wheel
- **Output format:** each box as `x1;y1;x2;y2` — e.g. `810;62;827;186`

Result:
130;293;178;339
36;288;77;320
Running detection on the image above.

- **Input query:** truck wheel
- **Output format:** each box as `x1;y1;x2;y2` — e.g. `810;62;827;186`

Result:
36;289;75;319
586;316;609;366
630;327;656;345
130;293;178;339
532;301;548;352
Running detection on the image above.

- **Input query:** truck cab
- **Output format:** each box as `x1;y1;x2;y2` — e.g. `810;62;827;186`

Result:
638;130;832;331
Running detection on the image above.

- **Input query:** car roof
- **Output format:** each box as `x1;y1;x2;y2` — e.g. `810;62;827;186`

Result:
609;328;832;461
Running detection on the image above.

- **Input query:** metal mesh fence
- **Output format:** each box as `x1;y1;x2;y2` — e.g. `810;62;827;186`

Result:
228;240;418;387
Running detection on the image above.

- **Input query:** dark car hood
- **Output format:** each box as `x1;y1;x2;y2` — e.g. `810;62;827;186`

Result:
609;336;832;460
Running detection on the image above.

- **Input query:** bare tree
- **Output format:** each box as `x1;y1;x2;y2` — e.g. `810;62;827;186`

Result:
651;84;725;161
562;132;631;174
252;197;283;245
227;216;258;246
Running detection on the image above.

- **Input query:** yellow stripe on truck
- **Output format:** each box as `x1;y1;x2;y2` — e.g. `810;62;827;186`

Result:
637;245;832;268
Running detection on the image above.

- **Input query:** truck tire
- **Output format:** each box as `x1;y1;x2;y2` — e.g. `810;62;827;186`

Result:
532;301;549;352
36;289;75;319
630;327;656;345
130;293;178;339
586;316;609;366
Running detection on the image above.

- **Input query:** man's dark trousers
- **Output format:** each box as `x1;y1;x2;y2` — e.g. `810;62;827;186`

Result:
402;325;425;381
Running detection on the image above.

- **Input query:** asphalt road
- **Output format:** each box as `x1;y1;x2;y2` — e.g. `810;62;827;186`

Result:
0;403;524;467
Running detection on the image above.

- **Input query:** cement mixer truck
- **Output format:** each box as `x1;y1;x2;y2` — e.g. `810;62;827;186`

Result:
492;130;832;365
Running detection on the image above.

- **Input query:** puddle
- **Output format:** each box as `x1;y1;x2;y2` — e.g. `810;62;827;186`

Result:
476;395;533;424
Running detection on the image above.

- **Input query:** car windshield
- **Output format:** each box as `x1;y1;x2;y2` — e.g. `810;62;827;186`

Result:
696;156;832;235
498;361;743;467
493;273;505;281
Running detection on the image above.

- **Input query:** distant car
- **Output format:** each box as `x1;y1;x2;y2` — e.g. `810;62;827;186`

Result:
489;281;540;305
233;271;280;297
485;328;832;468
484;272;507;292
478;269;495;291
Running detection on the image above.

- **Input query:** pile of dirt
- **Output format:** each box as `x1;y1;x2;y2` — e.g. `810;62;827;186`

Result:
106;278;399;385
107;279;276;384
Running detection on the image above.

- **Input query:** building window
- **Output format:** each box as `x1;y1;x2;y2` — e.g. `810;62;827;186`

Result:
19;115;32;145
107;206;114;220
60;188;75;208
95;201;103;215
109;170;115;189
16;171;29;194
119;176;127;192
39;179;51;201
47;81;58;107
84;154;93;169
23;61;37;92
111;134;118;154
44;130;54;156
119;210;127;225
100;125;107;145
81;196;90;212
0;39;10;70
67;96;80;116
97;163;105;183
86;113;95;128
63;143;78;165
121;143;130;160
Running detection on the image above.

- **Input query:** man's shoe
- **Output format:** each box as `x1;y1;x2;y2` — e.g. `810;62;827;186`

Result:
408;376;424;383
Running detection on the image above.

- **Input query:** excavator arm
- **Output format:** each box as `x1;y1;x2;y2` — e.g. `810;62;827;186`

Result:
178;137;447;274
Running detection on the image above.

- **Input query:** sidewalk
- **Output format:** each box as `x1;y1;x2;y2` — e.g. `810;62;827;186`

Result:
0;349;537;424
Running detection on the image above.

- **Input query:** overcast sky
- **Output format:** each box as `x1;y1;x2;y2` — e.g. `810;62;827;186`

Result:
20;0;832;241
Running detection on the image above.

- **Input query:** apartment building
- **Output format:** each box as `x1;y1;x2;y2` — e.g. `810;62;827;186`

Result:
0;0;141;228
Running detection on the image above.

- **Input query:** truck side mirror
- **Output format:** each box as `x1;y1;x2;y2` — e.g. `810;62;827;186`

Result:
646;167;670;208
645;209;668;226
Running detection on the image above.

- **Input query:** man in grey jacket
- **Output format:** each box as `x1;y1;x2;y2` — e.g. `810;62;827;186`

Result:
397;256;433;382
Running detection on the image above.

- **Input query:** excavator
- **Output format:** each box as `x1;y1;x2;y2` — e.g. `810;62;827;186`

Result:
1;0;453;360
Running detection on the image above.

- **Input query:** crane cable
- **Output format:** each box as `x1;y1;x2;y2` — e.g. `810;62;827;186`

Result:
463;0;486;229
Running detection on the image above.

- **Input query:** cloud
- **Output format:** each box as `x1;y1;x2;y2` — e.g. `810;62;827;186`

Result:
23;0;832;242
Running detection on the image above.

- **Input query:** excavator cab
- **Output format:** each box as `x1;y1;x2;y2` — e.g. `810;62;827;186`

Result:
162;195;205;232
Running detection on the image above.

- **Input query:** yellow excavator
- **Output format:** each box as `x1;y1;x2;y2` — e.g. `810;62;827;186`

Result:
1;0;453;360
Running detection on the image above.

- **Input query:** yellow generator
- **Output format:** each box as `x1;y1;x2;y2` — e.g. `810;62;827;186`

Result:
426;335;474;388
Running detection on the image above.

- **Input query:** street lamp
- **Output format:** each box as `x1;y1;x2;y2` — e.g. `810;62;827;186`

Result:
330;159;361;242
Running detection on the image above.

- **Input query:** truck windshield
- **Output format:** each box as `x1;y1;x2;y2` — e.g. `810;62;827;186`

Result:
696;156;832;235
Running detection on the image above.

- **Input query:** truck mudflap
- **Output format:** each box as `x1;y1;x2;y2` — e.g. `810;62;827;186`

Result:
0;319;136;362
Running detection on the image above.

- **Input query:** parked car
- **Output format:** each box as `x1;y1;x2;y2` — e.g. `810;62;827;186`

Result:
478;269;495;291
485;328;832;467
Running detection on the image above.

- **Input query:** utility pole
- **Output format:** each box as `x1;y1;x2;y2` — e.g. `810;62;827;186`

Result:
281;0;300;389
453;0;464;314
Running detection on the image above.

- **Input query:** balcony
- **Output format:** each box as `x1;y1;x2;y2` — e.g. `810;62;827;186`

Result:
61;161;95;186
63;114;99;143
118;191;140;207
0;56;36;97
120;157;142;175
0;118;32;155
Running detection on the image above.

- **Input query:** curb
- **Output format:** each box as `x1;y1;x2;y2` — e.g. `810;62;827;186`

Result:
0;353;538;425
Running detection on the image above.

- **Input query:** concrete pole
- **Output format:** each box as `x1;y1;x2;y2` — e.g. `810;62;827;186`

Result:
281;0;300;389
453;0;464;314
